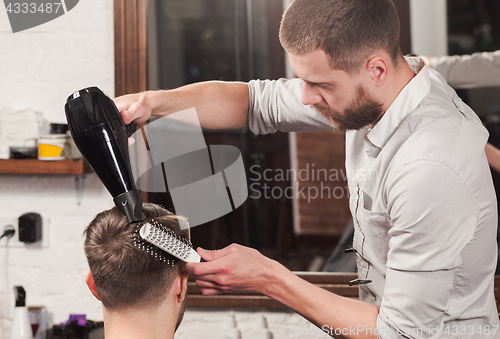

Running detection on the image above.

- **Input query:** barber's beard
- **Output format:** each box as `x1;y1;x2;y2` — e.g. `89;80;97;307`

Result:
175;292;187;331
313;85;384;131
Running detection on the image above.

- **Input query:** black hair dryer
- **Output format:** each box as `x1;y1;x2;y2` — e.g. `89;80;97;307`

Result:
65;87;145;223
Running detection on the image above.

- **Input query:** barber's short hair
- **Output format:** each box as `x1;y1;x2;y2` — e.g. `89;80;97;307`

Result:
279;0;402;74
84;203;190;310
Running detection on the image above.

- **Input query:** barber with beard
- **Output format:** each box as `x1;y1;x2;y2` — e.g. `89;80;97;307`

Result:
113;0;499;338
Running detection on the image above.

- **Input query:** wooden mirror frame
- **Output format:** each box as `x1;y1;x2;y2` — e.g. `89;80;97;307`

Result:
113;0;500;309
114;0;147;97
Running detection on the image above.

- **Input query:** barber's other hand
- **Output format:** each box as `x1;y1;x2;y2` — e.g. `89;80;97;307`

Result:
113;93;152;124
186;243;282;296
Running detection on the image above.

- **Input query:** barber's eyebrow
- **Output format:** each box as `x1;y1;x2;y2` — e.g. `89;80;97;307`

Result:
304;80;331;87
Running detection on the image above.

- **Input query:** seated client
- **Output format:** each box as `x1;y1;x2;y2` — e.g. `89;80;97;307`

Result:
83;203;189;339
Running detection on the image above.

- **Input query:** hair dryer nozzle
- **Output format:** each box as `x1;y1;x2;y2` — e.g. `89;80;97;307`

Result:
114;190;146;223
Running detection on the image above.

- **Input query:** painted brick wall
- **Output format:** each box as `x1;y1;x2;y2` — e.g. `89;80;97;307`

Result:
0;1;328;338
0;0;114;123
0;1;116;337
177;308;330;339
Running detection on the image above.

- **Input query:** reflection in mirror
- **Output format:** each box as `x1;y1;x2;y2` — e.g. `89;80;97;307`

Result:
123;0;414;274
147;0;279;88
115;0;500;311
143;0;354;272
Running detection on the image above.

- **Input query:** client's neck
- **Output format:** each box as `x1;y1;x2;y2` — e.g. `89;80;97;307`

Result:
103;301;177;339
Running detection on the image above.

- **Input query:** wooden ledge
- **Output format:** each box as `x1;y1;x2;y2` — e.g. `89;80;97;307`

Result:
0;159;91;175
186;272;359;308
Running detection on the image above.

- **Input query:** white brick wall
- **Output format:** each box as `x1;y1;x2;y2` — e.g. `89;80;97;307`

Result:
176;308;330;339
0;1;115;337
0;174;113;338
0;1;329;338
0;0;115;123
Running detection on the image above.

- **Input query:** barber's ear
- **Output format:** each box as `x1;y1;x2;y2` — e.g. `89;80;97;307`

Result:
85;270;101;301
366;56;388;85
176;269;189;303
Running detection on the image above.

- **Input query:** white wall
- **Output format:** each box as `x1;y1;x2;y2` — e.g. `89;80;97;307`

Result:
176;308;331;339
0;1;114;337
0;0;115;123
409;0;448;56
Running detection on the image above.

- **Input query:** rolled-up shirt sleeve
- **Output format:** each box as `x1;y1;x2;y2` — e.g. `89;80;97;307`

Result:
431;50;500;89
247;78;332;134
377;160;478;338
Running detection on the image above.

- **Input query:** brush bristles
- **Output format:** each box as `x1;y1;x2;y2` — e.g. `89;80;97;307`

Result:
133;222;175;266
138;220;194;262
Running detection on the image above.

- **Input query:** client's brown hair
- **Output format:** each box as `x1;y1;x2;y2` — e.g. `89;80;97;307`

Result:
84;203;190;310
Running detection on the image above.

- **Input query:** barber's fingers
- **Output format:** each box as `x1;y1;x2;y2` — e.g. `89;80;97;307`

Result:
197;288;221;296
194;279;231;295
185;261;226;278
114;101;134;124
196;286;224;296
117;102;147;124
196;246;234;262
113;99;130;114
113;97;151;124
186;246;240;276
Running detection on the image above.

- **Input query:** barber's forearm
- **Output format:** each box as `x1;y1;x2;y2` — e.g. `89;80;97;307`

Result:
143;81;249;129
431;51;500;88
263;265;379;339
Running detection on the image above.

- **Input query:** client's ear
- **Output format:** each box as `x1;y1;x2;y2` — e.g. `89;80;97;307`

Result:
85;270;101;301
176;269;189;303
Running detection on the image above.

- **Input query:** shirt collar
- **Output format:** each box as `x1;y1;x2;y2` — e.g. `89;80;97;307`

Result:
364;57;431;157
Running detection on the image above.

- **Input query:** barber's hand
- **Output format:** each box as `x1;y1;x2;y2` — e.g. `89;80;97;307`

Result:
186;243;281;296
113;93;152;124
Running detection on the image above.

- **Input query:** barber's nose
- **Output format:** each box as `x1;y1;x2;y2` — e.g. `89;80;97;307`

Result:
301;82;323;106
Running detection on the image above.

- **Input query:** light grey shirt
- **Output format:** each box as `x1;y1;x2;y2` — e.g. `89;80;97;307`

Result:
430;50;500;88
247;58;499;338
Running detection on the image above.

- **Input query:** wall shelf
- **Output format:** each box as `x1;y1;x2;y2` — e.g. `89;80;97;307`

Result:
0;159;92;175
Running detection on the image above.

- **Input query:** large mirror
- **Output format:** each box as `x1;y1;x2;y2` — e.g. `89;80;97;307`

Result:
144;0;301;270
115;0;411;274
114;0;500;307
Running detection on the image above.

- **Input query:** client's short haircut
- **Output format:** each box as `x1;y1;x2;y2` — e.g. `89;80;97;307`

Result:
84;203;189;310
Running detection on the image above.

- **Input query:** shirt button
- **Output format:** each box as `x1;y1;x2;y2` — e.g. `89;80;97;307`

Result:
359;260;366;268
369;295;374;302
352;188;358;196
356;223;361;231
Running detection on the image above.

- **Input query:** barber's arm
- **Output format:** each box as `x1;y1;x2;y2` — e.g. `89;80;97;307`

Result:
423;50;500;89
114;78;332;134
113;81;250;129
423;53;500;174
186;245;380;339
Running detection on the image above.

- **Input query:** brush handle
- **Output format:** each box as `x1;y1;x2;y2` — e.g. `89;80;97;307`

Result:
139;222;201;263
184;248;202;263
